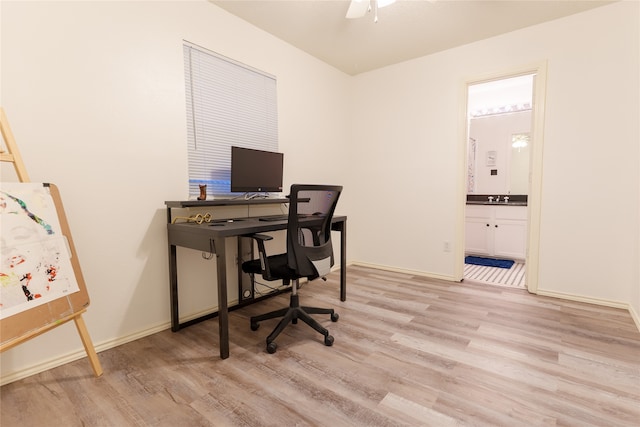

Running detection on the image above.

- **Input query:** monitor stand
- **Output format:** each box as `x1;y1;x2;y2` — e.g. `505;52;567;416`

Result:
243;192;271;200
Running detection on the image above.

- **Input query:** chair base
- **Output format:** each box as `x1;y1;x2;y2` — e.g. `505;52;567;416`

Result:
250;293;339;354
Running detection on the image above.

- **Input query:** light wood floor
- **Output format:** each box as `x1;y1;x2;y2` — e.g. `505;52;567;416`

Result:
2;265;639;426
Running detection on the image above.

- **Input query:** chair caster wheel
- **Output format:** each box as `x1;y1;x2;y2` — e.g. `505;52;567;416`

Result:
250;321;259;331
324;335;334;346
267;342;277;354
331;312;339;322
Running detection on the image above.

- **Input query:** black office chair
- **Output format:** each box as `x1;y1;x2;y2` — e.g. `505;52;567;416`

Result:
241;184;343;354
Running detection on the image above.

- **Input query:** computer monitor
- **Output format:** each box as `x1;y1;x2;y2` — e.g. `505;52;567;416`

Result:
230;146;284;193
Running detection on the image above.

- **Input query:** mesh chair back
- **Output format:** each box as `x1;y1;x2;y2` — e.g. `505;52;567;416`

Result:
286;184;342;280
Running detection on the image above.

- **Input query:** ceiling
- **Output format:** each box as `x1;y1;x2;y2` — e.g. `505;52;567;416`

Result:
211;0;615;76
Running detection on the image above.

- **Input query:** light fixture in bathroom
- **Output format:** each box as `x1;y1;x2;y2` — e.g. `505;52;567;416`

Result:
470;102;532;118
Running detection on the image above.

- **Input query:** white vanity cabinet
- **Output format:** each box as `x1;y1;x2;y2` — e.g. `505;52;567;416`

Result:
465;205;527;260
465;208;493;255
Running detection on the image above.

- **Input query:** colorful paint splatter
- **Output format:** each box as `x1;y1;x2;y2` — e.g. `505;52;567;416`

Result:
0;190;54;235
0;183;79;319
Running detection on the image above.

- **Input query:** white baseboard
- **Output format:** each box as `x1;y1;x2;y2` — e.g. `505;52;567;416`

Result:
350;261;457;282
536;288;628;309
528;288;640;333
629;304;640;332
0;320;171;386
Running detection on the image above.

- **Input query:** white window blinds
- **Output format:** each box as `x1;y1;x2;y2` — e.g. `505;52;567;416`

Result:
183;42;278;196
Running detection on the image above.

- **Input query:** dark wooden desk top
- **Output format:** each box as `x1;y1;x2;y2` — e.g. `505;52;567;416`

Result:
165;198;290;208
167;215;346;252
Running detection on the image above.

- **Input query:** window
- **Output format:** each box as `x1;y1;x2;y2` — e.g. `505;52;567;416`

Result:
183;42;278;196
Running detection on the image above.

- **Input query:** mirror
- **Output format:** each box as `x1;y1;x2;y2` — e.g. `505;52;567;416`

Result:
510;133;530;194
467;75;534;195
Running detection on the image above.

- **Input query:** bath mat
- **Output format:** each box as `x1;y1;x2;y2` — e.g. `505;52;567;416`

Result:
464;256;514;269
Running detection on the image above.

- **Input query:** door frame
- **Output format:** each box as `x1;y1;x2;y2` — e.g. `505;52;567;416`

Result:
454;61;547;293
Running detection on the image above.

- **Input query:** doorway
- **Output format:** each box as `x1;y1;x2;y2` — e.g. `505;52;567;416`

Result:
465;74;533;289
456;63;547;294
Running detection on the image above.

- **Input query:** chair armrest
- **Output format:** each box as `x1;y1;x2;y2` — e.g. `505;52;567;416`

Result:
245;233;273;242
243;233;275;280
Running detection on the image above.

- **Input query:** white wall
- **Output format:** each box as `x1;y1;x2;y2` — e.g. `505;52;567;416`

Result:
350;1;639;311
349;54;465;277
0;0;351;382
1;0;638;383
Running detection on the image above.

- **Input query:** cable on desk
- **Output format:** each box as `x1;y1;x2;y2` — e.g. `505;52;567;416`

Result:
253;278;291;297
202;239;215;260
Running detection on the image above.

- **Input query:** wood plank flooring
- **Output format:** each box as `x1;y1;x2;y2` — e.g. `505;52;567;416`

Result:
2;265;639;426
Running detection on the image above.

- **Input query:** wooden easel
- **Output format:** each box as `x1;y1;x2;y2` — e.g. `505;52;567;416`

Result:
0;107;103;377
0;108;30;182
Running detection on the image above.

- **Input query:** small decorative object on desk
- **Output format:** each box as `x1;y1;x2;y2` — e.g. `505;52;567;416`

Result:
197;184;207;200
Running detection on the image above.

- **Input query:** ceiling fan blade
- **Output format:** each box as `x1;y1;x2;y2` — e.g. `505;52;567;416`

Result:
346;0;370;19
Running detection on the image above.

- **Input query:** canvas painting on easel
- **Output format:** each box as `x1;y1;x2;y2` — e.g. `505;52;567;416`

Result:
0;182;80;319
1;107;102;376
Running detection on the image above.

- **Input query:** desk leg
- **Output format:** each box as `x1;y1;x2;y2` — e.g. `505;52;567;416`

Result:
213;238;230;359
331;220;347;302
169;244;180;332
340;220;347;301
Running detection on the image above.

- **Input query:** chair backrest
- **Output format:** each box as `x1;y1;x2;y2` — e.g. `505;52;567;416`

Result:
286;184;342;280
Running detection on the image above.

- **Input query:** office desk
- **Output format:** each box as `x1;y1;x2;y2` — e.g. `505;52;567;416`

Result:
166;214;347;359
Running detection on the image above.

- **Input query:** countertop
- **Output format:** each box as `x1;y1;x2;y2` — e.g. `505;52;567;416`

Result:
466;201;527;206
466;194;528;206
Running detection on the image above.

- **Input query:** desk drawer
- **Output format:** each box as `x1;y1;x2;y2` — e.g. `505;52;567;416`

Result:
168;226;215;253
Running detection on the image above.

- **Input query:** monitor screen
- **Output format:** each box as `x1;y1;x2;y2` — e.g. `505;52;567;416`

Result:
230;146;284;193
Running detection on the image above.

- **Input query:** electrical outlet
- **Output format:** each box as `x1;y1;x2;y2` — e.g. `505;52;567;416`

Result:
443;241;451;252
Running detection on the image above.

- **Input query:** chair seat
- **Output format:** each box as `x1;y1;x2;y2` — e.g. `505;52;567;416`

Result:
242;253;300;281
